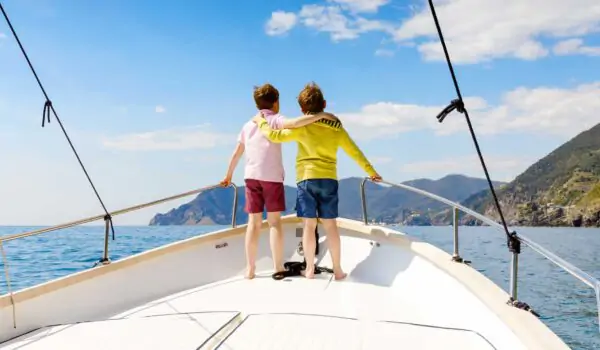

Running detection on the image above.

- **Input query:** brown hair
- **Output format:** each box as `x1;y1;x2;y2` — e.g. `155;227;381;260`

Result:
253;83;279;110
298;82;325;114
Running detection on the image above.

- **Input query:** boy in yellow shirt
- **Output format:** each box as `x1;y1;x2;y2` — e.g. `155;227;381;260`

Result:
220;83;336;279
252;82;381;280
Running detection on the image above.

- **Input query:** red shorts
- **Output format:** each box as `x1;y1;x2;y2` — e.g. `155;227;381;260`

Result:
244;179;286;214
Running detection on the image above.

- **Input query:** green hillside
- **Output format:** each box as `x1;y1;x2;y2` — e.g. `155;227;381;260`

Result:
459;123;600;227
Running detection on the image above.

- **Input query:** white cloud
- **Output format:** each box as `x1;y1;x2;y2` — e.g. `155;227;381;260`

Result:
155;105;166;113
394;0;600;63
553;38;600;56
327;0;390;13
338;96;485;138
264;3;393;41
267;0;600;63
298;5;392;41
266;11;298;36
375;48;395;57
339;82;600;140
399;155;535;182
102;124;235;151
0;32;6;39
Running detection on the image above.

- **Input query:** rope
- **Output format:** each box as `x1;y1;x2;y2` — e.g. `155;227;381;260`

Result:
427;0;520;254
0;3;115;241
272;227;332;280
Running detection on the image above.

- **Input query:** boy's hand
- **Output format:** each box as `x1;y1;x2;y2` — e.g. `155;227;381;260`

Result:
252;111;265;125
370;173;382;182
219;176;232;187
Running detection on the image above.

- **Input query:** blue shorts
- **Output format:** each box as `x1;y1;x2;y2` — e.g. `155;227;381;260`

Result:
296;179;339;219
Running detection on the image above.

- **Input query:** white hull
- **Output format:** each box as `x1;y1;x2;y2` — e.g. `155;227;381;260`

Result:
0;216;570;349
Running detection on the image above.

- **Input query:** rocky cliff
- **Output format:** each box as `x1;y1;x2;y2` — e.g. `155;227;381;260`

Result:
457;123;600;227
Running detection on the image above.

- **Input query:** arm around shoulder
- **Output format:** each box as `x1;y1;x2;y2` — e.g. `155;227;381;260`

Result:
281;112;337;129
256;118;300;143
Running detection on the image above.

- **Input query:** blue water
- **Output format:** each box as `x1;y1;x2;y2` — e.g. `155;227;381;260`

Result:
0;225;599;349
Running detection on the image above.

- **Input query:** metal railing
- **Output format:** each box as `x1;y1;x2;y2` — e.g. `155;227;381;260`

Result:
360;178;600;323
0;183;238;244
0;182;238;324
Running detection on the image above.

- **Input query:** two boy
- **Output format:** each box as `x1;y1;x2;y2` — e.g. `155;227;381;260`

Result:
252;82;381;280
220;83;334;279
222;82;380;280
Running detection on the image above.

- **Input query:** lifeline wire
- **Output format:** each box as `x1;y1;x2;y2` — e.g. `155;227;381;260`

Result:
0;3;115;240
426;0;519;253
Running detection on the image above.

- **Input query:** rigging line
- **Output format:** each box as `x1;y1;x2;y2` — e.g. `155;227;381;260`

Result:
0;3;115;239
426;0;516;247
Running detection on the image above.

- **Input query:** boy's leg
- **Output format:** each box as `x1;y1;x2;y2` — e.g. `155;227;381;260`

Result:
244;180;265;279
320;219;346;280
296;180;318;279
302;218;318;278
245;213;262;279
263;181;287;273
266;212;284;272
316;179;346;280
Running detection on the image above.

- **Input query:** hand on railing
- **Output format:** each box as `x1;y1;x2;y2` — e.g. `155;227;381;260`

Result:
370;174;383;182
219;177;232;187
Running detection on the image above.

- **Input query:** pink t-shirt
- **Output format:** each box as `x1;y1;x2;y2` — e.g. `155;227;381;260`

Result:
237;109;285;183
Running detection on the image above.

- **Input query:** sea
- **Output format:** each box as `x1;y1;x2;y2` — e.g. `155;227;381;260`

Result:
0;225;598;349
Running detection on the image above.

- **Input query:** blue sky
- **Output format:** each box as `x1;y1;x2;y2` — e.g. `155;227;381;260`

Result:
1;0;599;225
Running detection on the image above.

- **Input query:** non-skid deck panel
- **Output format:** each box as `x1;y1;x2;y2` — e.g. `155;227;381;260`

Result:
0;312;239;350
218;313;497;350
107;238;527;350
2;237;527;350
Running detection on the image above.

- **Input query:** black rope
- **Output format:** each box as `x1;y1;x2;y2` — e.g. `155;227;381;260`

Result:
0;4;115;241
427;0;519;254
508;297;540;317
42;100;51;127
272;226;332;280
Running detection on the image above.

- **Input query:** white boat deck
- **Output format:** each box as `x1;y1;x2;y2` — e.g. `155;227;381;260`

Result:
3;235;528;349
2;274;499;349
0;219;570;349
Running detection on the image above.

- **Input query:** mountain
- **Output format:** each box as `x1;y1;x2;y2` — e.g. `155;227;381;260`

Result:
150;123;600;227
457;123;600;227
149;175;503;226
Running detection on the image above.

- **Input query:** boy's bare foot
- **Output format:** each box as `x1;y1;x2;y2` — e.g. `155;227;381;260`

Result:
245;266;256;279
274;265;286;274
334;270;347;281
302;267;315;279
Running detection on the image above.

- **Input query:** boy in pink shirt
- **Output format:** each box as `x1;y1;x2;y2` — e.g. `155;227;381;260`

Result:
220;84;333;279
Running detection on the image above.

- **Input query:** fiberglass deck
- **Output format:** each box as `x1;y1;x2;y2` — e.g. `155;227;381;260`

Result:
1;235;525;350
1;275;498;349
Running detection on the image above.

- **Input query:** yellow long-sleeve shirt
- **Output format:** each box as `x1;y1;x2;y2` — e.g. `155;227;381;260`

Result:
257;117;377;183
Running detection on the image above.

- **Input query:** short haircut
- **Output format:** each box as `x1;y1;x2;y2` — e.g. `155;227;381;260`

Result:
253;83;279;110
298;82;325;114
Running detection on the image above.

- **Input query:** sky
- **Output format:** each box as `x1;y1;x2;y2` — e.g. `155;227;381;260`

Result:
0;0;599;225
